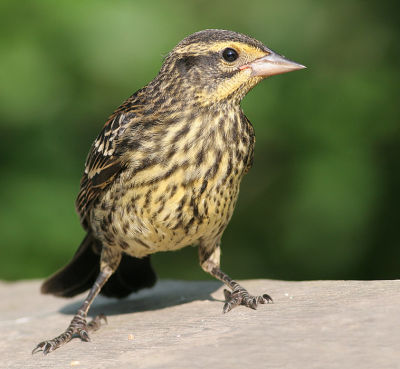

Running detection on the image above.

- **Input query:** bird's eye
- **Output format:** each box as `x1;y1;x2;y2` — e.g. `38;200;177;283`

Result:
222;48;239;62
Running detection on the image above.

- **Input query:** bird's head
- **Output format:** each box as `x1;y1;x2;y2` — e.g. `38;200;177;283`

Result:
154;29;305;107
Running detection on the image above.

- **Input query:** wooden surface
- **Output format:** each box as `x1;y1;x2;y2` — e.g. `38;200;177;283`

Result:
1;279;399;369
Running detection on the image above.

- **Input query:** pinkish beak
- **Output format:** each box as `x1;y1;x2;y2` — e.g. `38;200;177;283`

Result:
241;50;306;77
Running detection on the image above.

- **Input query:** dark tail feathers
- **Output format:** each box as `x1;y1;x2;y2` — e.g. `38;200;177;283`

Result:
41;233;157;299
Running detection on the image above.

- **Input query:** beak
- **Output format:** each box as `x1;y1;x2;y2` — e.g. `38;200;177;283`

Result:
241;50;306;77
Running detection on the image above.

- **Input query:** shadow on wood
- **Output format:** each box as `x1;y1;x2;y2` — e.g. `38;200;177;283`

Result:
60;280;221;317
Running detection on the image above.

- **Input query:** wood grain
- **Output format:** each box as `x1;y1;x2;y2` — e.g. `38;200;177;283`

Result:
1;279;399;369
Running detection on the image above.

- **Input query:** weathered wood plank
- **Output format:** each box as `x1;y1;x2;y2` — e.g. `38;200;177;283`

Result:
1;279;399;369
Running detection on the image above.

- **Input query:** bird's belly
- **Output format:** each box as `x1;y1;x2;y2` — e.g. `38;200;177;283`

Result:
91;156;244;258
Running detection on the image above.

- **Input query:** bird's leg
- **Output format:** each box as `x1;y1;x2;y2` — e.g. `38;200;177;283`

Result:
32;268;111;355
210;267;273;313
33;247;121;355
199;244;272;313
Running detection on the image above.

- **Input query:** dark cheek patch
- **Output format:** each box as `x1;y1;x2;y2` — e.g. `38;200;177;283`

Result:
175;53;219;75
174;52;237;86
176;56;197;74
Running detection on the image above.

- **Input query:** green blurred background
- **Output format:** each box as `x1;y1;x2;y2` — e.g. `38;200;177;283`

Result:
0;0;399;282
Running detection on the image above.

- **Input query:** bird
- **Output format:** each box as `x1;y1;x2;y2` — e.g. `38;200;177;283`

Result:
33;29;305;354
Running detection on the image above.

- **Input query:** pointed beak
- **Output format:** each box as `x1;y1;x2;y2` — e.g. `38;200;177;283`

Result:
241;50;306;77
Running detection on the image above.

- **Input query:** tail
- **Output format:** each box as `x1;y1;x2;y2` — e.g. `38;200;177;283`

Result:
41;233;157;298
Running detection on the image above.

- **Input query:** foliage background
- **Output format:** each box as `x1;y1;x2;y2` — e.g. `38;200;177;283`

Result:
0;0;399;281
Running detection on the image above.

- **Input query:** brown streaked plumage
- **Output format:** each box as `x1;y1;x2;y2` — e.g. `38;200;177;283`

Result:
33;29;305;354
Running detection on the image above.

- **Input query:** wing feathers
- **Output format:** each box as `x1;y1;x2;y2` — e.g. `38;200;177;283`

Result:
76;93;140;226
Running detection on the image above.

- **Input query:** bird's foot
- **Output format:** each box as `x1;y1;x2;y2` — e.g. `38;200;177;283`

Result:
32;313;107;355
223;287;273;313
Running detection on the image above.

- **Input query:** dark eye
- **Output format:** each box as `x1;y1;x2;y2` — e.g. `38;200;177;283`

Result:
222;48;239;62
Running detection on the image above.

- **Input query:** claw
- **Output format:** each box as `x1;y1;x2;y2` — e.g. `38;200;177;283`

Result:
223;289;231;300
263;293;273;303
32;313;107;355
32;341;56;355
222;286;272;313
32;342;46;355
43;342;54;355
79;329;90;342
87;313;107;331
249;298;257;310
223;301;233;314
99;314;108;325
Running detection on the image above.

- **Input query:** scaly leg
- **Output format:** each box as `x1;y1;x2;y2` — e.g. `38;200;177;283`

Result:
33;247;121;355
199;243;272;313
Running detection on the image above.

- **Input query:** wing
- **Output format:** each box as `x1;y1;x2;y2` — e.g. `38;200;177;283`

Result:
242;114;256;174
76;95;140;228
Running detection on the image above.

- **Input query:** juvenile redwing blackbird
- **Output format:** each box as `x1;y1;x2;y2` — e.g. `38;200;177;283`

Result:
33;29;305;354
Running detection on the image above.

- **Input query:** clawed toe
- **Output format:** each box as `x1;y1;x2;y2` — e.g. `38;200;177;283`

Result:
32;341;53;355
32;314;106;355
261;293;273;303
78;328;90;342
87;314;107;331
32;330;74;355
222;288;273;313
